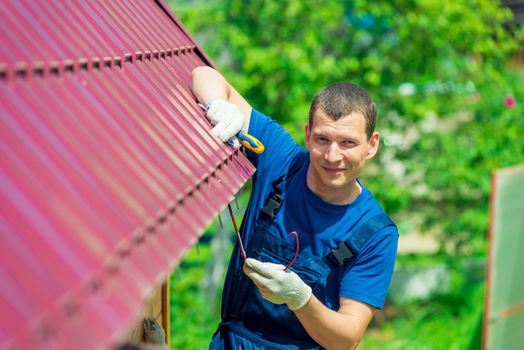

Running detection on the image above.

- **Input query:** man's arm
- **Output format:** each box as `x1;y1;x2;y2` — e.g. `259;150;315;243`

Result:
295;296;373;350
191;66;252;133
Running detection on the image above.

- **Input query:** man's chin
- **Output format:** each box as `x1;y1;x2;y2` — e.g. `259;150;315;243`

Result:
320;178;347;189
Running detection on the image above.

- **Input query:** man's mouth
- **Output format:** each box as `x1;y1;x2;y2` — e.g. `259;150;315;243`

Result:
322;166;345;175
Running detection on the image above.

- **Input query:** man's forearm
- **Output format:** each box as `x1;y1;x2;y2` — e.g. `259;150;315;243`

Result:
192;66;231;104
191;66;252;132
294;295;371;350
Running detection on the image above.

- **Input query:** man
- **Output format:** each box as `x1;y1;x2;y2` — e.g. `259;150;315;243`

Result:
192;66;398;350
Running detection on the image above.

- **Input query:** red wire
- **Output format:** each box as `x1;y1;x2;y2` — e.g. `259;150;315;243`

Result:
228;203;247;260
284;231;299;271
227;203;300;269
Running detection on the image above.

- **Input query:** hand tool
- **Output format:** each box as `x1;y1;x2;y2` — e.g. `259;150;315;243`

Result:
198;103;265;154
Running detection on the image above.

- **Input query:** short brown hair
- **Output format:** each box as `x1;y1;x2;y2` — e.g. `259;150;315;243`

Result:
308;83;377;139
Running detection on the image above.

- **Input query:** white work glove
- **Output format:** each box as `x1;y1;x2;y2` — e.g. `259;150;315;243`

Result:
243;258;312;311
205;100;245;143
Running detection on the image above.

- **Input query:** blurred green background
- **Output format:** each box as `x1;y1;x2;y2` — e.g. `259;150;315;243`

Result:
166;1;524;349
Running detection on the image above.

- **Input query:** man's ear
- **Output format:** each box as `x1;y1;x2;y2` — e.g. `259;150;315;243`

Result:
305;124;311;150
366;131;380;159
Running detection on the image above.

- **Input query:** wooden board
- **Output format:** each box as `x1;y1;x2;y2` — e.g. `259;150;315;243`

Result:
123;281;170;346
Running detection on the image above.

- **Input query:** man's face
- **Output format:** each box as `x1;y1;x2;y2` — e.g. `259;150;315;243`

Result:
305;108;380;204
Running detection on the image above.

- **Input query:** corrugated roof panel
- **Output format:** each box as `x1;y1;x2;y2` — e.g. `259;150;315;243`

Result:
0;1;255;349
0;1;195;63
0;0;195;66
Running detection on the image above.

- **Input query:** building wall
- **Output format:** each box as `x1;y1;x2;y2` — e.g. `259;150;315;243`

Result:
123;282;170;346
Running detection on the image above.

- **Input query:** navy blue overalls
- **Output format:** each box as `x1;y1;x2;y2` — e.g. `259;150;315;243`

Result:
210;153;394;349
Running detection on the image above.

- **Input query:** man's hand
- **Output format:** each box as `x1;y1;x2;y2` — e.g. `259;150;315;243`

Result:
205;100;245;142
243;258;312;311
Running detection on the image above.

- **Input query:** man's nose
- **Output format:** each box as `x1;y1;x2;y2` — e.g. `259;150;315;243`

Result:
324;142;343;162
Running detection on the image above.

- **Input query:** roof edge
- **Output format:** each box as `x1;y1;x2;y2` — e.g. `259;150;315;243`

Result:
154;0;218;69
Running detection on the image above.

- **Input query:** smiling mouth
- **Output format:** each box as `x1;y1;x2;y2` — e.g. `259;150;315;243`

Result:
323;167;345;174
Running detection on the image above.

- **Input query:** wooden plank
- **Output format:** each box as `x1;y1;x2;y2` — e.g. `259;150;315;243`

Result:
152;284;163;319
163;279;170;347
122;281;169;345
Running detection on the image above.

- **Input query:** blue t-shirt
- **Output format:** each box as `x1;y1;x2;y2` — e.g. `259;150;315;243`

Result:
228;108;398;310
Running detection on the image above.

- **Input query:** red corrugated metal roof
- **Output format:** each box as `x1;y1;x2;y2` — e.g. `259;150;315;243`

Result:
0;1;254;349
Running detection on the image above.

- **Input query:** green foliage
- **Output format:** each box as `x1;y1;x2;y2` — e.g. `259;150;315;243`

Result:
169;239;222;350
167;0;523;348
173;0;523;255
174;1;521;119
362;258;485;350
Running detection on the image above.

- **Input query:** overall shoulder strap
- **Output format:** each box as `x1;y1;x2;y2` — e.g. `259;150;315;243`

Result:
325;213;396;266
260;152;309;220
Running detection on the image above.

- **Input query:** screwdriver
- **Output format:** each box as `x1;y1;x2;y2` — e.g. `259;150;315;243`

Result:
198;103;265;154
